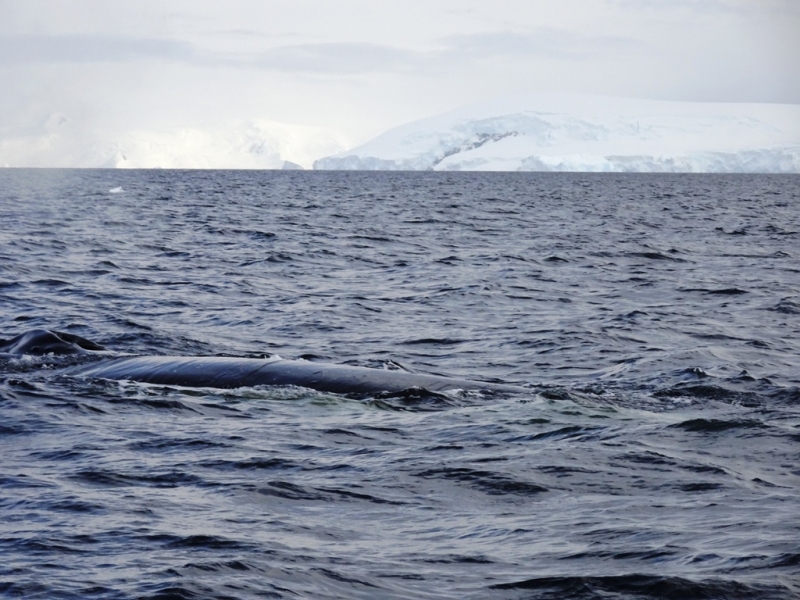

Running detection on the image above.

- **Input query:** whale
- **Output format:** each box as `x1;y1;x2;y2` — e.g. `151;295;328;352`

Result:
0;329;524;395
0;328;106;356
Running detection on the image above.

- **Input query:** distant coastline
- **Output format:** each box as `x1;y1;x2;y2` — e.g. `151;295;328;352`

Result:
313;94;800;173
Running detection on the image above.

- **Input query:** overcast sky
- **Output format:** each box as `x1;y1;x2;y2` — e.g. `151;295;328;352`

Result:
1;0;798;149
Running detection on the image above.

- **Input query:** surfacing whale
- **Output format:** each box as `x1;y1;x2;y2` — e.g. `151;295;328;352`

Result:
0;328;106;356
0;329;523;395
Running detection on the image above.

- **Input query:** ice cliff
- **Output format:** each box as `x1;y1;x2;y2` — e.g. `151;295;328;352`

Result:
313;95;800;173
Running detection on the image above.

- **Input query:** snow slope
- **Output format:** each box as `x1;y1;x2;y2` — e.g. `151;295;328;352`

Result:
0;118;348;169
313;95;800;173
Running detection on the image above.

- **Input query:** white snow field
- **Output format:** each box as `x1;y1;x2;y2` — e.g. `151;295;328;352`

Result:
0;118;348;170
313;94;800;173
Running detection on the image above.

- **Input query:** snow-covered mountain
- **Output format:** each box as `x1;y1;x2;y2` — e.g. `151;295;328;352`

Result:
313;95;800;173
0;118;348;169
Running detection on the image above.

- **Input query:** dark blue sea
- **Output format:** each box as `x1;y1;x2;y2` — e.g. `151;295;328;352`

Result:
1;169;799;599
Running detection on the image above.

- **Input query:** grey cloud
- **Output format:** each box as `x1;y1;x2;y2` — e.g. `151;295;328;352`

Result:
611;0;800;17
0;34;197;64
237;30;641;75
0;29;642;75
208;29;305;40
245;43;422;74
613;0;737;12
441;30;643;61
0;34;421;75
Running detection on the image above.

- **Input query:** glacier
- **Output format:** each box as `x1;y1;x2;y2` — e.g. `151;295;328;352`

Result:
0;118;348;170
313;94;800;173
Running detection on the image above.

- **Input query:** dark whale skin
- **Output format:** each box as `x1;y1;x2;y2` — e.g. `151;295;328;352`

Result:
2;330;523;394
63;355;524;395
0;329;104;357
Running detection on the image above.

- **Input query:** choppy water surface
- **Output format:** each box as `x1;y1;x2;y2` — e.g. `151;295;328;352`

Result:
1;170;799;599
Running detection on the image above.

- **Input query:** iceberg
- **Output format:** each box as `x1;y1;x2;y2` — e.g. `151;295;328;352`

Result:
313;94;800;173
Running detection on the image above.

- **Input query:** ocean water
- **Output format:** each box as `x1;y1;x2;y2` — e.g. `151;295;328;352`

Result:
1;169;799;599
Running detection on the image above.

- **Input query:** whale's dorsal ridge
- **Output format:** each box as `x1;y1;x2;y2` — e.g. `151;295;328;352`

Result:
3;329;523;395
0;329;105;356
